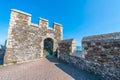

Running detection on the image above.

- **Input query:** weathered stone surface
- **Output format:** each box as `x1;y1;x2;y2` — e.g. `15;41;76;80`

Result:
4;9;62;64
58;39;76;55
58;32;120;80
82;32;120;80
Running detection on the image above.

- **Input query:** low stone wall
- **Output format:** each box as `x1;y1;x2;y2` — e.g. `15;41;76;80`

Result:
58;32;120;80
59;54;105;78
82;32;120;80
59;53;120;80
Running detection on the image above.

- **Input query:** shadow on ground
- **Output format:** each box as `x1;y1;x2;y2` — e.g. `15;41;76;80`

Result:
46;55;103;80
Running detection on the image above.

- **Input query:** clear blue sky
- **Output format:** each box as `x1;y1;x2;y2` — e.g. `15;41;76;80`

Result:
0;0;120;46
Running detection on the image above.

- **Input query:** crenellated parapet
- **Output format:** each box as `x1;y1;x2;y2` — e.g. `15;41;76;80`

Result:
9;9;62;30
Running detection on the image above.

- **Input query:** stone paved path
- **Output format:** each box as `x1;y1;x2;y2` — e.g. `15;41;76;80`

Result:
0;56;102;80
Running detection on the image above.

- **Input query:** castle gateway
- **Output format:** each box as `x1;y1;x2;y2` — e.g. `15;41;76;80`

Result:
4;9;62;64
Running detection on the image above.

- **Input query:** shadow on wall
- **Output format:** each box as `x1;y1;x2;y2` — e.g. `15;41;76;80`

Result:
0;41;6;65
46;56;103;80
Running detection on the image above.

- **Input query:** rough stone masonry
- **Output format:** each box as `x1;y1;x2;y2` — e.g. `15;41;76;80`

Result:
4;9;62;64
82;32;120;79
58;32;120;80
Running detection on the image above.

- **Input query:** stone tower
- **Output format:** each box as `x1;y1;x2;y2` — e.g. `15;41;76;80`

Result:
4;9;62;64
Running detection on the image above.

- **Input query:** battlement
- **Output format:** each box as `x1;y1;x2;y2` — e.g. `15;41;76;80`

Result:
5;9;63;64
10;9;62;31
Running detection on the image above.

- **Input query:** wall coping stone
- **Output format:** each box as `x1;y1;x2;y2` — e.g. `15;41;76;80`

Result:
11;9;31;16
60;38;74;43
54;22;62;26
39;17;48;21
82;39;120;43
31;23;38;27
83;32;120;41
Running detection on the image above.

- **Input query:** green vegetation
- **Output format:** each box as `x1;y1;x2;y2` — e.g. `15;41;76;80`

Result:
11;60;17;64
43;49;49;57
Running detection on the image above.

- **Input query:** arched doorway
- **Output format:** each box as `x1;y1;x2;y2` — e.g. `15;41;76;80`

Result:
43;38;54;57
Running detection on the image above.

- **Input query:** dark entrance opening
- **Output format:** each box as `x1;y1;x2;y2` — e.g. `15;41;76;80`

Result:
43;38;53;57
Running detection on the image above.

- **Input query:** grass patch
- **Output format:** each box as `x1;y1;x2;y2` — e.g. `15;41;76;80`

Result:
11;60;17;64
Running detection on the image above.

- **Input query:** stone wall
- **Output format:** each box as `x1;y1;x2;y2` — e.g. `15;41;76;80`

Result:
82;32;120;80
58;39;76;55
4;9;62;64
58;32;120;80
59;52;120;80
58;54;104;78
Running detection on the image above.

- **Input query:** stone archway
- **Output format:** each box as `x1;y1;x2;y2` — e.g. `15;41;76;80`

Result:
43;38;54;57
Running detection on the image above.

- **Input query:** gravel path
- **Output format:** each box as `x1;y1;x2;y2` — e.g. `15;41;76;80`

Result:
0;56;102;80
